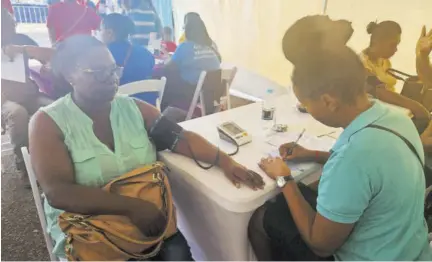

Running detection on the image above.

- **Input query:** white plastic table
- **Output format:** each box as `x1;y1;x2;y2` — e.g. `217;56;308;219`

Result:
158;94;340;261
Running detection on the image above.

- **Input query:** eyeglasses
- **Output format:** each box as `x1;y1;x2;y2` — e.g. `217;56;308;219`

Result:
78;65;124;82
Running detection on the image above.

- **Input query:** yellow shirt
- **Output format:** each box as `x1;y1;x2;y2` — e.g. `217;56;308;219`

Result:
360;51;397;92
179;32;186;44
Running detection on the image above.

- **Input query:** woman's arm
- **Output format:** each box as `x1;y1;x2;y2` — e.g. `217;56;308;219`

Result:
4;45;54;64
421;121;432;153
135;100;265;189
416;26;432;86
375;88;430;123
29;111;165;234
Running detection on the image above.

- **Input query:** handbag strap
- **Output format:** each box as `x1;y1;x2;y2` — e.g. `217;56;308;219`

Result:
121;44;133;68
387;68;416;81
367;124;424;167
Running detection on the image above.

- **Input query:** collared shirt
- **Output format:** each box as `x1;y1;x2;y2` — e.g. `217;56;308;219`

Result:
127;7;159;47
317;100;431;261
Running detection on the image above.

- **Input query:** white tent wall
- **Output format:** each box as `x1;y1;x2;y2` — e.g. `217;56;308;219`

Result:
172;0;431;88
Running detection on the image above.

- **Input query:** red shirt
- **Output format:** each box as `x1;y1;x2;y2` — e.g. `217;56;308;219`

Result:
162;41;177;53
2;0;13;14
47;1;101;43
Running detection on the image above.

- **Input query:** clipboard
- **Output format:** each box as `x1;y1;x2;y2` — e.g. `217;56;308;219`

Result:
1;50;29;83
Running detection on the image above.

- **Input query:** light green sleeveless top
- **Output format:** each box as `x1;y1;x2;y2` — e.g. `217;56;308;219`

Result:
40;94;156;258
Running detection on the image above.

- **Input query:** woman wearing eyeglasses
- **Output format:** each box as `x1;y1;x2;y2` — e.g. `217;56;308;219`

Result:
28;34;264;260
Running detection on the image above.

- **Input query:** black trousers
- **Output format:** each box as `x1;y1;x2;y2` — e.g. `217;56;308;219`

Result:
263;183;333;261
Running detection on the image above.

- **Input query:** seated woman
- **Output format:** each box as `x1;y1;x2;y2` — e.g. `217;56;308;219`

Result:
250;46;431;261
101;13;159;105
159;16;221;112
280;15;430;133
29;35;264;260
360;21;401;92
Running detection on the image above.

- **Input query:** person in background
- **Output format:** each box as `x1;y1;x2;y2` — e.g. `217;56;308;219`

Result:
162;26;177;53
101;13;158;105
416;26;432;88
2;0;13;14
360;21;401;92
159;14;221;112
46;0;101;45
251;45;431;261
178;12;200;44
101;13;155;85
1;8;52;186
280;15;430;133
29;35;264;259
122;0;162;47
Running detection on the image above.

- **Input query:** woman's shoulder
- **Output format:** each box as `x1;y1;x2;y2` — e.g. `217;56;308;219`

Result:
40;94;71;114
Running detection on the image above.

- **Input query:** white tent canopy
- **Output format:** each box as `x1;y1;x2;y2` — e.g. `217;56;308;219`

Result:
172;0;431;88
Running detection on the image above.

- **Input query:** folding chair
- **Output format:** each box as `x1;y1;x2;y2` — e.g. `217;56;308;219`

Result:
118;77;167;110
186;67;237;120
21;147;58;261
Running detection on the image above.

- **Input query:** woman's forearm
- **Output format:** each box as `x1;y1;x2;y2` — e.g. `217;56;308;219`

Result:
314;151;331;165
25;46;54;64
45;183;141;217
174;131;233;170
376;88;430;122
416;54;432;86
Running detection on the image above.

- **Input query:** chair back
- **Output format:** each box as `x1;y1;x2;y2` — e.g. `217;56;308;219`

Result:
118;78;167;109
21;147;58;261
186;68;237;120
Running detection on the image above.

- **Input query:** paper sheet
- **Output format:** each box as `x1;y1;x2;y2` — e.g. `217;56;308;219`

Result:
1;51;28;83
263;130;336;179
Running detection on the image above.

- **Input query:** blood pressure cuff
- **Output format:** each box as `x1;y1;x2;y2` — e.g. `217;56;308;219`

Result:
149;115;184;151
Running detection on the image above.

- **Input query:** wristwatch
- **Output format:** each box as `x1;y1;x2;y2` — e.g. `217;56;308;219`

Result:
276;176;294;188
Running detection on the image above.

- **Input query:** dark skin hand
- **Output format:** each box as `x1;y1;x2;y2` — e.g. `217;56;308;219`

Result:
258;157;353;257
3;45;54;64
279;142;330;165
30;99;264;236
134;100;265;190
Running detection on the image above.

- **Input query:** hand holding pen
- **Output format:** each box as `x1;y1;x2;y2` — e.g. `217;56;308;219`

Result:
279;129;314;161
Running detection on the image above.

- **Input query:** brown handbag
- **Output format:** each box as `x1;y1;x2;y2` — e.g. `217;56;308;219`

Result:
58;162;177;261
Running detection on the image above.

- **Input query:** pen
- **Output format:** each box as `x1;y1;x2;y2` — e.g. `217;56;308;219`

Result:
287;128;306;155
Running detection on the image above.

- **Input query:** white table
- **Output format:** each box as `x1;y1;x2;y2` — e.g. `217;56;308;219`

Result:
159;94;340;261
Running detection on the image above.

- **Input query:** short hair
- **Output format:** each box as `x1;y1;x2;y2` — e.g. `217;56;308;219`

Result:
163;26;172;35
367;20;402;43
292;47;366;104
103;13;135;40
51;35;105;96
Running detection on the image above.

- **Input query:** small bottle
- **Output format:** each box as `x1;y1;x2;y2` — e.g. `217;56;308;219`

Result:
262;89;276;120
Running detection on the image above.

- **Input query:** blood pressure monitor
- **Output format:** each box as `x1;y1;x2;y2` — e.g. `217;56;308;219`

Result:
217;121;252;146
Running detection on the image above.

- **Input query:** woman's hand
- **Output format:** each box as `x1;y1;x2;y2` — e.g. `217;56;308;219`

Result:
279;142;314;161
220;159;265;190
127;200;167;237
417;26;432;57
258;157;291;180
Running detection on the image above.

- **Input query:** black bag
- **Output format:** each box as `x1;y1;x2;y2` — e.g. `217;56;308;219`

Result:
387;69;432;112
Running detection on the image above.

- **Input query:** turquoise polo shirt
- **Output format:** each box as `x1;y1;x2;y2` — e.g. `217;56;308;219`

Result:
317;100;431;260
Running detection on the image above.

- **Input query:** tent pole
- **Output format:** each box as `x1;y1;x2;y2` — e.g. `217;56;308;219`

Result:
322;0;328;14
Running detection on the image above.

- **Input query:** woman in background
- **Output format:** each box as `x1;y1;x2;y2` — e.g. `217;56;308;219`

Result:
178;12;200;44
360;21;401;92
159;15;220;112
